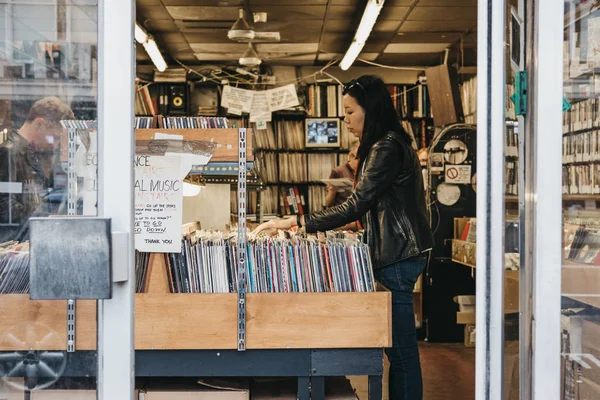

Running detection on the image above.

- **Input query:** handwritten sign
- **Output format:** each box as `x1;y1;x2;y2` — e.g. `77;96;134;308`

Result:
265;84;300;111
74;130;98;216
134;155;183;253
221;86;254;113
250;91;272;122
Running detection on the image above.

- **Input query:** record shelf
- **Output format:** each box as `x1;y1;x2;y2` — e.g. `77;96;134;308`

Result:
0;128;392;400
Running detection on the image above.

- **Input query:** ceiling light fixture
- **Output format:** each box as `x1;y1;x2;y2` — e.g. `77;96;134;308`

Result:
135;23;148;44
239;43;262;67
340;0;385;71
228;9;255;42
135;22;167;72
142;38;167;72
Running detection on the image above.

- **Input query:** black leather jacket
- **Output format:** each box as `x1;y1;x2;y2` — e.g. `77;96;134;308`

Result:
304;132;434;269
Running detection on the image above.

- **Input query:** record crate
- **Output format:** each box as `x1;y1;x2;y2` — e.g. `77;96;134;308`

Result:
0;253;391;351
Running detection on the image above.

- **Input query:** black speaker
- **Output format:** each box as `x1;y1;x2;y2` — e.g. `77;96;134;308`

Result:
167;83;188;115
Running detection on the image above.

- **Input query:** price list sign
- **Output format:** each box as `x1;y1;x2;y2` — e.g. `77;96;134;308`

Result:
134;155;183;253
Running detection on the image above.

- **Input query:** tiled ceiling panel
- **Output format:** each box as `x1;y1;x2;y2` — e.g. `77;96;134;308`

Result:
136;0;478;68
408;6;477;20
400;20;476;32
166;6;240;20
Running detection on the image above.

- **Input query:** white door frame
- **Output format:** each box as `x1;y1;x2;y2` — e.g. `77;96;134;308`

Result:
475;0;506;398
526;0;563;399
97;0;135;398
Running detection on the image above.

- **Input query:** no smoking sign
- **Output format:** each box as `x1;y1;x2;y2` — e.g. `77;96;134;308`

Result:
445;164;471;184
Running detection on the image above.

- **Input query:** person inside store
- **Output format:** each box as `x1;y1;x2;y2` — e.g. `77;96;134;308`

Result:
324;141;360;208
0;97;75;242
253;75;434;400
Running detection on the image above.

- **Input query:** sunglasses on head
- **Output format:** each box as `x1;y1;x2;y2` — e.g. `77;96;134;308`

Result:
343;79;365;94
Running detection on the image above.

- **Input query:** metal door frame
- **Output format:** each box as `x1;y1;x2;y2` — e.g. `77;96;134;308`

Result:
525;0;563;399
475;0;506;399
97;0;135;398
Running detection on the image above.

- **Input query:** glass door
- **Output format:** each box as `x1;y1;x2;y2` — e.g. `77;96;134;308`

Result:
557;1;600;399
0;0;135;398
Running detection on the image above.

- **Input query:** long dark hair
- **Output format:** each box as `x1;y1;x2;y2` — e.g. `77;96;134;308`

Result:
342;75;413;169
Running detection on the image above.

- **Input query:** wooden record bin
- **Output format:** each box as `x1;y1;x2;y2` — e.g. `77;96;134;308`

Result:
0;255;391;351
0;128;391;352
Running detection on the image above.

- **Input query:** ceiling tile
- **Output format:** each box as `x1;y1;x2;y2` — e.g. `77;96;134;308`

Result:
161;0;244;4
384;43;451;53
408;6;477;20
166;6;240;20
378;6;411;20
137;6;173;20
399;20;476;32
245;6;327;20
377;52;442;66
252;0;328;4
143;20;180;33
418;0;477;5
374;20;403;32
159;32;189;44
137;0;163;5
330;0;362;5
327;6;361;20
393;32;462;42
190;43;320;54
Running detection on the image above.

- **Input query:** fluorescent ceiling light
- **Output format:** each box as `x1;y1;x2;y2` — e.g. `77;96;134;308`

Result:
143;38;167;72
135;23;147;44
340;41;365;71
136;22;167;72
340;0;385;71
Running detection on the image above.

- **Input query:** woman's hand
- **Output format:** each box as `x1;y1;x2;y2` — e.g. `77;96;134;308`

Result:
251;216;297;235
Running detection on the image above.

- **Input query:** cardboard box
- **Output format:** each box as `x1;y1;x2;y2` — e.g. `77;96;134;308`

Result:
0;378;25;400
30;390;95;400
454;295;475;313
140;380;249;400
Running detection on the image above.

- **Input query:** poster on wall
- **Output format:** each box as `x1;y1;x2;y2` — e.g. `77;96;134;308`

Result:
445;164;472;184
221;85;254;113
250;91;272;122
265;84;300;111
134;155;184;253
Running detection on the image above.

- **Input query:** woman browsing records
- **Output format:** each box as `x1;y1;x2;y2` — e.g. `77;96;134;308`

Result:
252;75;434;400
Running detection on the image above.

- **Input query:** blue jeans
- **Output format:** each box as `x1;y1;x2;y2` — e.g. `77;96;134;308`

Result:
374;256;426;400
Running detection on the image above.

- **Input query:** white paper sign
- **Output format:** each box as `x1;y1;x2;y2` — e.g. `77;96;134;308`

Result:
265;84;300;112
250;91;272;122
134;155;184;253
221;85;254;113
445;165;472;184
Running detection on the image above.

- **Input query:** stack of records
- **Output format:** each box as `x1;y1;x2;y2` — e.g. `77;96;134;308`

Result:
135;251;151;293
164;231;375;293
135;116;154;129
0;242;30;294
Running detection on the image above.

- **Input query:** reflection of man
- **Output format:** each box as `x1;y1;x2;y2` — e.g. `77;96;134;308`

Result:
325;141;359;207
0;97;74;242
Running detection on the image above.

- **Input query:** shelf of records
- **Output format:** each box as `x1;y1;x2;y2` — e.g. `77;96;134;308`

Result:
562;97;600;134
252;119;355;151
451;217;520;273
457;77;518;123
229;184;329;217
256;152;347;185
563;164;600;195
306;83;432;120
134;115;244;130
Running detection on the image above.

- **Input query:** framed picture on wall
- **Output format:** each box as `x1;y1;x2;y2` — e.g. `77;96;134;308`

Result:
306;118;341;148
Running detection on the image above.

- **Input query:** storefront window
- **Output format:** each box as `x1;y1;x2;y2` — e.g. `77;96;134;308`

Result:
0;0;98;397
562;1;600;398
